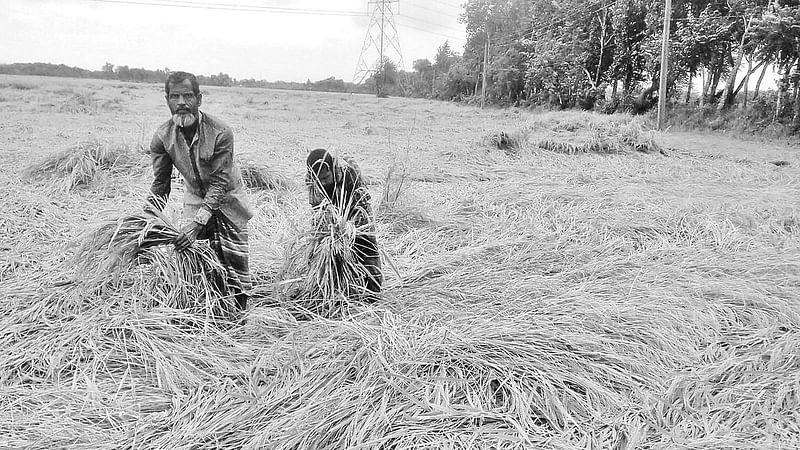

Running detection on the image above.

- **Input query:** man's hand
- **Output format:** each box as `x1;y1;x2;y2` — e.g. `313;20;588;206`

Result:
174;221;203;252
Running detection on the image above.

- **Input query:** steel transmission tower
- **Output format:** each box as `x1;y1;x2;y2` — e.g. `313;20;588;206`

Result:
354;0;404;96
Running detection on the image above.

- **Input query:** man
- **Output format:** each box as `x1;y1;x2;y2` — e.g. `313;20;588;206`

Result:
147;71;254;311
305;148;383;297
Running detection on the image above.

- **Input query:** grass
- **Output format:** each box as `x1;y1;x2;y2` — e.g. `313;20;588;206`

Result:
0;77;799;449
279;181;376;316
238;160;295;192
535;119;665;155
483;130;528;156
22;140;145;190
59;91;99;113
71;208;237;316
1;81;37;90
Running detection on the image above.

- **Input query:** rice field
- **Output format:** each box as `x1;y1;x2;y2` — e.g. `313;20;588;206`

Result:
1;74;799;449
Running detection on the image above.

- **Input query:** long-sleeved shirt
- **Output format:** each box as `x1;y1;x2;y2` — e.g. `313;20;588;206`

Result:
149;111;254;230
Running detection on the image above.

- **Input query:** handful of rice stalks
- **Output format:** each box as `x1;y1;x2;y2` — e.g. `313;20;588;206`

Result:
73;208;233;315
279;201;371;316
24;140;144;190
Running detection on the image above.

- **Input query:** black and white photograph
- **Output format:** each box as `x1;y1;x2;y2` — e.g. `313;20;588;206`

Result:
0;0;798;448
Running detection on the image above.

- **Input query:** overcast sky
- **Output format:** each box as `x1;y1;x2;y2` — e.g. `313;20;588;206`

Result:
0;0;467;82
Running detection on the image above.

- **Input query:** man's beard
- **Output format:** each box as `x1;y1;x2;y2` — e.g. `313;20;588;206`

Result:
172;111;197;128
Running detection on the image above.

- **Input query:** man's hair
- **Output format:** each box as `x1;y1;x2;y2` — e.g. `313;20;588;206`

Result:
165;71;200;95
307;148;334;174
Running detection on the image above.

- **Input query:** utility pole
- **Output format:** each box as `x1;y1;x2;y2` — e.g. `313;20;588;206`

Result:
657;0;672;130
354;0;404;97
481;32;489;108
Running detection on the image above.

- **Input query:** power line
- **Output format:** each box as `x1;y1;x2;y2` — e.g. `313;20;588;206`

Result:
405;1;461;17
396;20;465;42
430;0;463;10
397;14;465;34
85;0;369;16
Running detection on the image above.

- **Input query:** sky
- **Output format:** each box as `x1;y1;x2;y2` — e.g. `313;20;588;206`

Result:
0;0;468;82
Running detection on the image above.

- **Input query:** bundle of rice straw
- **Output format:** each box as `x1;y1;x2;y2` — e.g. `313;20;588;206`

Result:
279;201;371;317
238;160;294;191
73;208;235;316
23;140;144;190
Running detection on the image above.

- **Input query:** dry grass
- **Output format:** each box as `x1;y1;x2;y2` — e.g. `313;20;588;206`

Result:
1;76;799;449
1;81;37;90
278;201;374;317
238;159;296;192
535;120;664;155
70;208;238;317
483;130;529;156
23;140;145;190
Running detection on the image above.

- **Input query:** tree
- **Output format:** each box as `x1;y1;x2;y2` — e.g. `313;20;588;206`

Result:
413;58;433;75
749;2;800;126
434;41;458;73
101;62;115;79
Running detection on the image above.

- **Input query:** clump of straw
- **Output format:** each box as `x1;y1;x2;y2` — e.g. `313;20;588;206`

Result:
73;208;234;316
23;140;144;190
59;92;98;114
280;202;371;316
238;160;295;191
484;130;527;156
279;158;377;316
536;121;664;155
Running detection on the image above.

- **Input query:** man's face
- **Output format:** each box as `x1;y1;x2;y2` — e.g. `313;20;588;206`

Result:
311;161;334;188
309;160;336;203
166;79;202;127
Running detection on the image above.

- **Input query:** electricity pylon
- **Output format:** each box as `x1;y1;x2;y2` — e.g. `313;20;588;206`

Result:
354;0;404;96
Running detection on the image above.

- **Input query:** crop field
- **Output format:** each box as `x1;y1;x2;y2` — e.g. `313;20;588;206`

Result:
0;74;799;449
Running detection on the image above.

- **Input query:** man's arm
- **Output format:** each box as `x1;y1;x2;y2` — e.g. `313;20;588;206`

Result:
148;133;172;210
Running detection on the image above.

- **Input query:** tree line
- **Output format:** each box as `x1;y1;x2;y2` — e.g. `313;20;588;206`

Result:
388;0;800;129
0;62;371;94
6;0;800;131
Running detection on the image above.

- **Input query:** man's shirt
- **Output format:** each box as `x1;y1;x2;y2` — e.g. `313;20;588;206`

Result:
150;111;254;229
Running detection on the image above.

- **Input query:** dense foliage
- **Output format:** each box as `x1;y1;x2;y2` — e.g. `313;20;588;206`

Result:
393;0;800;129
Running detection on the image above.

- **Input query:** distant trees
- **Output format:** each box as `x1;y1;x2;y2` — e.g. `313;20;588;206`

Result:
0;63;236;88
370;0;799;129
10;0;800;130
0;62;376;94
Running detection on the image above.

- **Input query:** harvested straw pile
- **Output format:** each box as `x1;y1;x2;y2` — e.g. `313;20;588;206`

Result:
536;120;664;155
279;202;372;316
484;130;528;156
238;160;294;192
73;209;234;316
23;140;144;190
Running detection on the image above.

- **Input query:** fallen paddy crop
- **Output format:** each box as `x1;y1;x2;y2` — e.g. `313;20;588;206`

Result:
0;79;798;449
